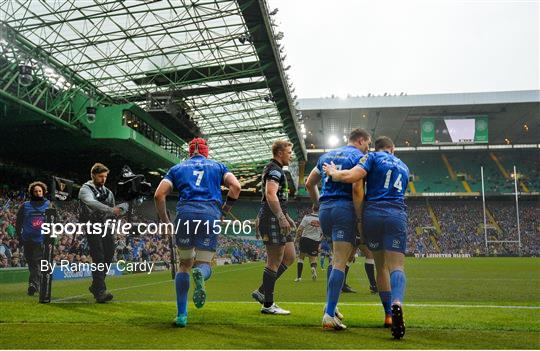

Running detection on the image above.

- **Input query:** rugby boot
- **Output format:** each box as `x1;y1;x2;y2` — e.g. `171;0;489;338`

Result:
192;267;206;309
391;303;406;339
251;289;264;304
174;314;187;328
322;313;347;330
261;303;290;315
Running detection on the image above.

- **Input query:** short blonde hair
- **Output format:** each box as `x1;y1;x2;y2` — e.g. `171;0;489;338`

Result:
272;140;293;156
91;163;109;175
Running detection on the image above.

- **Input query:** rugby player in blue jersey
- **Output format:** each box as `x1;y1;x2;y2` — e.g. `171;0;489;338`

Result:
154;138;241;327
305;128;371;330
324;136;409;339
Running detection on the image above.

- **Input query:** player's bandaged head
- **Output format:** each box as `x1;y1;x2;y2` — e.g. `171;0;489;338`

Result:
189;137;209;158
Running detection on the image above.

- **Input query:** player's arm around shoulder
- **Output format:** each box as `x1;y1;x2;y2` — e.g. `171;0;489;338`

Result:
327;151;372;183
323;162;365;183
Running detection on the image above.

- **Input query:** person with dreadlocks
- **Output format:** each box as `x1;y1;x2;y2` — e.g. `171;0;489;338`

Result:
154;137;241;328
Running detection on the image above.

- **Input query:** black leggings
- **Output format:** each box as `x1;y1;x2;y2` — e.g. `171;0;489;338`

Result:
23;241;43;289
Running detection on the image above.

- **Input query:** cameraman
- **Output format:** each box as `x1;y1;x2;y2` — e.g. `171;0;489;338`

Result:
78;163;124;303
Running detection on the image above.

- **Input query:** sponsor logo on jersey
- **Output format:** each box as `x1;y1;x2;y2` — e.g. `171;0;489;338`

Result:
368;242;379;249
392;239;401;248
359;154;368;165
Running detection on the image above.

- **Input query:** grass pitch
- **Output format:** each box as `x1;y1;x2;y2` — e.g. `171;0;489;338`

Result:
1;258;539;349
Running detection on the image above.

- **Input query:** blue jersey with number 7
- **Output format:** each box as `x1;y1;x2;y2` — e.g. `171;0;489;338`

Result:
357;151;409;202
164;155;229;206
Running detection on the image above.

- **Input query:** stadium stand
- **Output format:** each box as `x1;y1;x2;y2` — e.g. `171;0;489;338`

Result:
400;153;462;193
0;186;266;268
404;150;540;194
4;190;537;267
303;149;540;194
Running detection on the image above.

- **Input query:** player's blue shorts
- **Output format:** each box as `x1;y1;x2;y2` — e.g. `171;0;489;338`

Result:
363;201;407;253
319;199;356;245
174;202;221;251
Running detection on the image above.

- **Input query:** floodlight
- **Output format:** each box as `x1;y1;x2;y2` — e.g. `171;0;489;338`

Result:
18;64;33;87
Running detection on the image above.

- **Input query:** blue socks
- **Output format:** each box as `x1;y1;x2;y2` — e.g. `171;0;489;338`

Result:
195;263;212;281
175;264;212;317
326;268;345;317
320;256;325;269
175;272;190;316
390;270;406;304
379;291;392;314
326;264;333;282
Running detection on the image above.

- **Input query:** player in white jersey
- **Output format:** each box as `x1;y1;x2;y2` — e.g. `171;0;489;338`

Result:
294;205;323;282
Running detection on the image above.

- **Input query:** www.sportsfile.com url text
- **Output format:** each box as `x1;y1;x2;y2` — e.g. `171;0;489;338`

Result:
41;219;253;238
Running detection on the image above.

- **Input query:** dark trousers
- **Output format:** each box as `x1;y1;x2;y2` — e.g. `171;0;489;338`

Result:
22;241;43;289
86;232;115;293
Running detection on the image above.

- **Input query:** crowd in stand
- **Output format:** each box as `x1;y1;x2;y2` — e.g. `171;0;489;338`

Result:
216;236;266;263
295;200;538;257
1;184;539;269
0;188;24;268
423;200;539;256
406;203;438;255
488;202;539;256
0;188;265;268
431;201;487;255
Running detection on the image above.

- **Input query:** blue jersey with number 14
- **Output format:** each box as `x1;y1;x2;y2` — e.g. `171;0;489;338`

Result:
164;155;229;207
357;151;409;203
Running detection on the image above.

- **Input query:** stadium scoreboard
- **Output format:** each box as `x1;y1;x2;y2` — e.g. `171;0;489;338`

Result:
421;116;488;144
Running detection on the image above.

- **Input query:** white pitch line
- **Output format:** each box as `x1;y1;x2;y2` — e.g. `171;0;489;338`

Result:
207;301;540;310
405;277;537;282
52;264;260;302
48;263;540;309
50;300;540;310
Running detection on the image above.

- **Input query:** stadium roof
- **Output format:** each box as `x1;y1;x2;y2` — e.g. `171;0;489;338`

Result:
298;90;540;149
0;0;306;166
